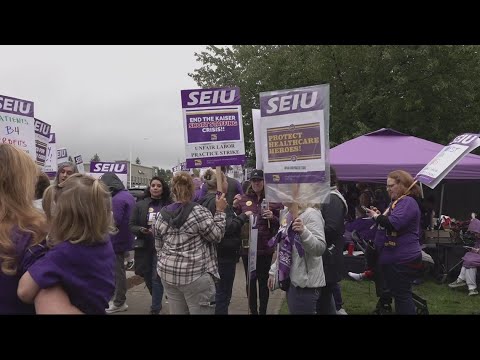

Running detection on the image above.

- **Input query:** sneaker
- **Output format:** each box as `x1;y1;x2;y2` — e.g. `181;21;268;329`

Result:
348;272;363;281
106;303;128;314
126;260;134;271
469;289;479;296
448;279;467;288
336;308;348;315
150;309;161;315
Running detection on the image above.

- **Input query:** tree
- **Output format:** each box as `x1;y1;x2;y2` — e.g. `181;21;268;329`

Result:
158;168;173;183
190;45;480;161
135;157;141;165
68;155;73;163
91;153;101;162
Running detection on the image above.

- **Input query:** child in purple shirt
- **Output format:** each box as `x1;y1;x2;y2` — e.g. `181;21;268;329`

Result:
18;174;116;314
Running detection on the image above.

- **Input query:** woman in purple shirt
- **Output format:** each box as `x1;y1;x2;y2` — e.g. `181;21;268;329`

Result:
365;170;422;315
0;144;79;314
18;174;116;314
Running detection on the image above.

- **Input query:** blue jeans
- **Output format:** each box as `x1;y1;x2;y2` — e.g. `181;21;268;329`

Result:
215;259;237;315
151;253;164;313
287;285;321;314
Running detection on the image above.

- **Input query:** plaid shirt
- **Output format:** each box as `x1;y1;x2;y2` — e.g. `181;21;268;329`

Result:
154;204;226;286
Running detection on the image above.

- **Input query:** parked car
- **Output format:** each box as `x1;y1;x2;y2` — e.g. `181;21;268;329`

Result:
128;186;148;202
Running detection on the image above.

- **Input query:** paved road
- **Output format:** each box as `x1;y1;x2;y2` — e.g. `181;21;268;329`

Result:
115;261;285;315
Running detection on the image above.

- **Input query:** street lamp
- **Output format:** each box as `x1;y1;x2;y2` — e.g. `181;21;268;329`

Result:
129;138;149;188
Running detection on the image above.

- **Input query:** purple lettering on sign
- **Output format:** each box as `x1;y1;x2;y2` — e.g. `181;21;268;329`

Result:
186;112;240;143
264;171;326;184
0;95;34;117
90;161;128;174
181;87;241;108
260;86;327;117
267;123;321;163
49;133;56;143
450;133;480;146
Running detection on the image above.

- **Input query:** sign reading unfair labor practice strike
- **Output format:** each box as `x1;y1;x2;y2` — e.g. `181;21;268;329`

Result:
89;161;128;188
0;95;36;159
259;85;331;204
416;133;480;189
181;87;245;168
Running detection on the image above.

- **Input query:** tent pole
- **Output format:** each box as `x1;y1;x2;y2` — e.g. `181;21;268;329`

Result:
439;183;445;216
420;182;424;199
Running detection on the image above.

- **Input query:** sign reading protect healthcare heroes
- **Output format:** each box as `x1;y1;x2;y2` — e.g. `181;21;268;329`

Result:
416;133;480;189
181;87;245;168
0;95;36;159
258;85;330;203
89;161;128;188
34;118;51;167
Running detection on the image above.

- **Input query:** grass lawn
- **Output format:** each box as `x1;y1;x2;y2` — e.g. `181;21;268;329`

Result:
279;278;480;314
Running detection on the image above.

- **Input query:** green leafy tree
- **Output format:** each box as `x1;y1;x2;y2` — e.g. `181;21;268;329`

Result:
91;153;101;162
190;45;480;161
158;168;173;183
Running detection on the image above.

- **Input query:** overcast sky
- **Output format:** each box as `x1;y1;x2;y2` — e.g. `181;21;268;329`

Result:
0;45;208;169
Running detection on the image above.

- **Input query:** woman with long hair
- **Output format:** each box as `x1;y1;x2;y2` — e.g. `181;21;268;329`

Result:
0;145;80;314
365;170;422;314
129;176;172;314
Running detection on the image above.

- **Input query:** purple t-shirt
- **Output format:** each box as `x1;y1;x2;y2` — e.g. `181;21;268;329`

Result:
344;218;376;243
0;229;38;314
28;239;115;314
378;196;422;265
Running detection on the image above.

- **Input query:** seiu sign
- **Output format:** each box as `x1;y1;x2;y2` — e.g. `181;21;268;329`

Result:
182;87;240;108
451;133;479;145
57;148;67;159
261;90;322;117
34;119;51;137
91;162;127;174
0;95;34;117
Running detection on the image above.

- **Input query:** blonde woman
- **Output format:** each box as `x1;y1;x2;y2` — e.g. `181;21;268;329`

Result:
155;171;227;314
267;203;327;314
18;174;116;314
0;144;49;314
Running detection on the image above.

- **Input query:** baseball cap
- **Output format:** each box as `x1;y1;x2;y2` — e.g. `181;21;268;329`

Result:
250;169;264;180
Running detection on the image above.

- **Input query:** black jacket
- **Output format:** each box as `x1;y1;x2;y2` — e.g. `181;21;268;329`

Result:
197;192;248;261
321;193;347;284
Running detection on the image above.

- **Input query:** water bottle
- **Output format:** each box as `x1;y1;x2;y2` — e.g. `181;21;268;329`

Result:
261;199;268;219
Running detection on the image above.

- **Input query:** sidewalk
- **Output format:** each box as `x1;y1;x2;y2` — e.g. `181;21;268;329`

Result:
116;261;285;315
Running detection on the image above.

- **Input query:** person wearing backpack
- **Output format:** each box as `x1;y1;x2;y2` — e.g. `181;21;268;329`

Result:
197;169;252;314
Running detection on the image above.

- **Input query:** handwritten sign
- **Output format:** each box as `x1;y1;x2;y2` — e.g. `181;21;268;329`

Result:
0;94;35;159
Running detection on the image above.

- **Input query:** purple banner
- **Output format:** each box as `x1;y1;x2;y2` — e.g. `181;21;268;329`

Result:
267;122;321;162
0;95;34;117
90;161;128;174
260;86;327;117
186;112;240;143
264;171;326;184
181;87;241;108
186;154;245;169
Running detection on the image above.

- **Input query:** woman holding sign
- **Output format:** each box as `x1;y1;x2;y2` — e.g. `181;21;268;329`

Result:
365;170;422;315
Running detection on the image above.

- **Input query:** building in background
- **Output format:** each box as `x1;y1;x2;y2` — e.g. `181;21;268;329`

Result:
84;161;158;188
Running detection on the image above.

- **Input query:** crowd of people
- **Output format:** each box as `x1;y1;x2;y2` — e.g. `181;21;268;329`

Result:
2;141;476;315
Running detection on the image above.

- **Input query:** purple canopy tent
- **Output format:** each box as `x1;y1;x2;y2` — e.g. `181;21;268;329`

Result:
331;128;480;183
331;128;480;218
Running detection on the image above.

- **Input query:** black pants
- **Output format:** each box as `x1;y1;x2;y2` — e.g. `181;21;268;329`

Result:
242;254;273;315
